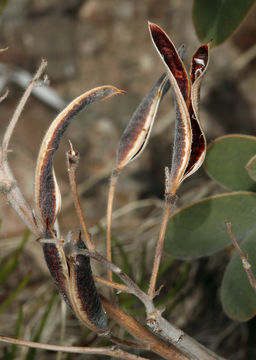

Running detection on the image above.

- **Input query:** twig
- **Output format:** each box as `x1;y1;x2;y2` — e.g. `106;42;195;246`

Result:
62;164;113;211
0;60;47;237
226;221;256;292
66;141;95;251
0;336;148;360
106;169;120;283
93;275;130;293
102;298;187;360
74;246;225;359
2;59;47;153
148;190;177;299
74;247;155;312
110;335;150;350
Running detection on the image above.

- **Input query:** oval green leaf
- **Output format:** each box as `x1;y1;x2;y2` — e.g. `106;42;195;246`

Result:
165;192;256;259
204;135;256;191
193;0;255;46
221;232;256;321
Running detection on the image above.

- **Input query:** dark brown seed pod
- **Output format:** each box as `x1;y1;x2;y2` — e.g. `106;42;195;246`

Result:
35;86;123;229
190;43;210;116
116;73;170;171
148;23;190;104
42;229;72;310
67;236;108;334
149;22;210;194
183;43;210;180
149;22;191;195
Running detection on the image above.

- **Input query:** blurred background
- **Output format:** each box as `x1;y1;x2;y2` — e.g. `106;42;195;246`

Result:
0;0;256;359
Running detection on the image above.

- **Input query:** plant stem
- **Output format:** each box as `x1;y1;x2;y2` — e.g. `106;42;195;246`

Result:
106;169;119;283
93;275;130;292
67;143;95;251
2;59;47;153
102;298;187;360
148;193;176;299
0;60;47;238
75;246;225;360
226;221;256;292
0;336;148;360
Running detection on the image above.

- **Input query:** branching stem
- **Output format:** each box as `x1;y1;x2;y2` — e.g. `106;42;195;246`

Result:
0;336;147;360
148;193;177;299
2;59;47;153
226;221;256;292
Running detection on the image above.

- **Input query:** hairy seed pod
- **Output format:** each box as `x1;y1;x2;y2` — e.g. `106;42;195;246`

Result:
149;22;209;193
149;22;191;194
42;229;72;309
183;43;210;180
116;73;170;171
67;237;108;334
35;86;123;229
35;86;122;332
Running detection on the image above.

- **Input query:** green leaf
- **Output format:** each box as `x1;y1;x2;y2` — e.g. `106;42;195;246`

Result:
193;0;255;46
204;135;256;191
221;232;256;321
165;192;256;259
245;154;256;182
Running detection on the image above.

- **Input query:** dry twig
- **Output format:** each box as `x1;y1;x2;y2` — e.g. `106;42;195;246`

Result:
226;221;256;292
0;336;148;360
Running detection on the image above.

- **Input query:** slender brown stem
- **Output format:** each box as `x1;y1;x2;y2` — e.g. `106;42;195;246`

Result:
93;275;130;292
226;221;256;292
102;298;187;360
106;169;120;283
110;335;150;350
0;336;147;360
2;59;47;153
148;194;177;299
67;143;95;251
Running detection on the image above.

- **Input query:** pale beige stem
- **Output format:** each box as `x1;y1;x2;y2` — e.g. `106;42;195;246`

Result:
67;145;95;251
70;245;225;359
226;221;256;292
0;336;147;360
102;297;187;360
93;275;130;292
2;59;47;153
148;194;176;299
106;169;119;282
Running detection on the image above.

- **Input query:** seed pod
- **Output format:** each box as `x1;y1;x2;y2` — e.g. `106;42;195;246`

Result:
42;230;72;310
149;22;209;194
183;44;209;180
35;86;122;229
67;236;108;334
35;86;122;331
116;73;170;171
190;43;210;116
149;22;191;195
